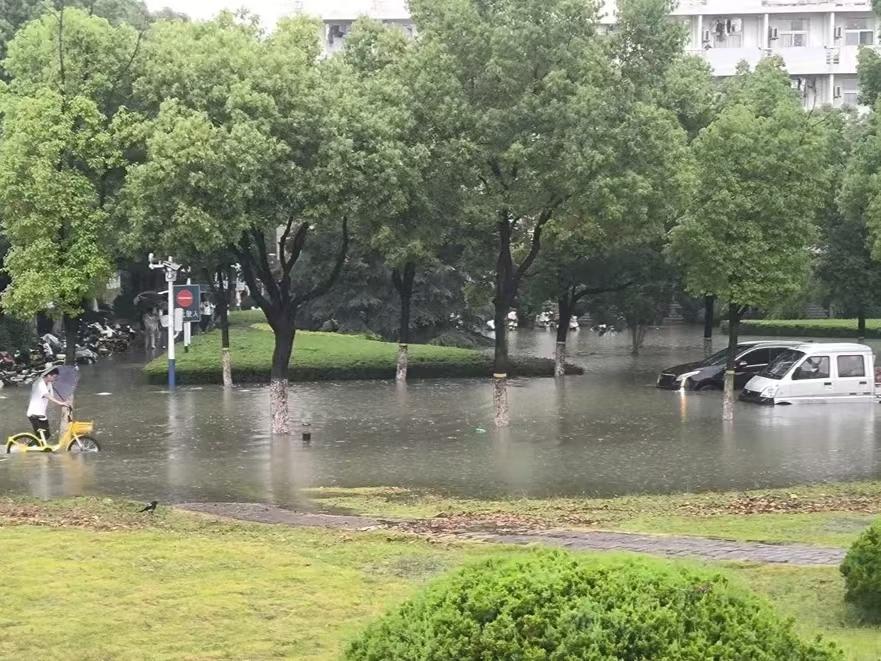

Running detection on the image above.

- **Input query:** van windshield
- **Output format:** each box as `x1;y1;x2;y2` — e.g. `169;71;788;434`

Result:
761;350;806;380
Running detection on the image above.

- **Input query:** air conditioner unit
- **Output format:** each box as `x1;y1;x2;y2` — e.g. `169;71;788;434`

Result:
703;29;711;44
826;49;840;64
834;26;843;39
769;27;779;40
834;86;842;98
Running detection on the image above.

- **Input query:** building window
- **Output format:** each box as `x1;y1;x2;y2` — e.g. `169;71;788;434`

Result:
844;18;874;46
708;18;743;48
779;19;808;47
328;23;348;46
838;78;860;106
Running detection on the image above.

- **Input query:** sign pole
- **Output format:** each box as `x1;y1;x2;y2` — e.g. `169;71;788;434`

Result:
183;277;192;353
167;264;176;389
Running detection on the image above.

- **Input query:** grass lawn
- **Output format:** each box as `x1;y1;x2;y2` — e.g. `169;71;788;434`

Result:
738;318;881;339
144;310;581;384
1;497;879;660
304;481;881;548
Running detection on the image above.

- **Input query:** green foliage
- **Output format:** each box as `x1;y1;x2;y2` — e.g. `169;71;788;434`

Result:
670;59;830;310
347;550;842;660
0;8;140;320
841;518;881;619
739;318;881;338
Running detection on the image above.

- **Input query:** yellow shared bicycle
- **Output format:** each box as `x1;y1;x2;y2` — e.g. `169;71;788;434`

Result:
6;411;100;454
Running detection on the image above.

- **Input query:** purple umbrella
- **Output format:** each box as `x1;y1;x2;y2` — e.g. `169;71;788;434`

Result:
43;365;79;401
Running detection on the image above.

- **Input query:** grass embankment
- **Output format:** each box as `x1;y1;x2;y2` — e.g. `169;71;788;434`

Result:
1;498;879;660
305;481;881;548
144;310;582;384
737;318;881;339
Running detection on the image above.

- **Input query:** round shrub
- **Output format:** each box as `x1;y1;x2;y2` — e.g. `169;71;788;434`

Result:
840;518;881;618
347;551;841;661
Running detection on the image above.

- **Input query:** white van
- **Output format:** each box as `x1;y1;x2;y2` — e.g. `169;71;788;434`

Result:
741;343;876;405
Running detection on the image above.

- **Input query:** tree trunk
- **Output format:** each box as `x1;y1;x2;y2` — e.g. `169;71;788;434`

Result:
555;295;572;377
392;263;416;383
723;303;740;422
269;321;295;435
219;304;232;388
62;314;78;367
703;295;715;357
492;220;514;376
630;324;647;355
858;306;866;344
493;373;509;427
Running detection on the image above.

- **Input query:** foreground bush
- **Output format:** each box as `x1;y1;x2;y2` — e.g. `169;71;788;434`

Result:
841;518;881;619
347;551;841;660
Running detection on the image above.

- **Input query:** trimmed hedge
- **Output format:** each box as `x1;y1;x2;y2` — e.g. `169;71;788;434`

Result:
840;518;881;619
733;319;881;339
346;551;842;660
144;313;582;384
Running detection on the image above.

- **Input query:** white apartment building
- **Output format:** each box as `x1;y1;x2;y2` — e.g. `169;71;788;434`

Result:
298;0;877;109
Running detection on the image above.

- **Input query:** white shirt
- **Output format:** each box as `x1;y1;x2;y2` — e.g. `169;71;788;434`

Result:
27;378;54;418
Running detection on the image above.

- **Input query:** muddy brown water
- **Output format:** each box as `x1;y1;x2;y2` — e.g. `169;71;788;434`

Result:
0;326;879;506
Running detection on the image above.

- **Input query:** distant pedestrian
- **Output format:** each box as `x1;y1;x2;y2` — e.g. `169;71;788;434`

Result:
200;297;214;332
143;308;159;352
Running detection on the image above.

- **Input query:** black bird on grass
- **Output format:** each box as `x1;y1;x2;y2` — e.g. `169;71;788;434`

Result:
138;500;158;514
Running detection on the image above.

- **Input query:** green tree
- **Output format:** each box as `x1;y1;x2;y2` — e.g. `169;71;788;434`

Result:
817;111;881;339
670;58;831;421
127;15;402;433
0;7;141;361
340;19;469;381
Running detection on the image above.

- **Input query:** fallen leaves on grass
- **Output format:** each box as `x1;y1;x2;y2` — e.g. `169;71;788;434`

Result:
0;500;161;531
676;494;881;517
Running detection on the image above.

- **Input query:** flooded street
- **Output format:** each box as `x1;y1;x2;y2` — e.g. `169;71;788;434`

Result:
0;325;879;505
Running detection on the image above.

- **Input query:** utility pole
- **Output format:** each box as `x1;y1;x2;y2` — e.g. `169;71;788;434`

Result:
148;254;184;389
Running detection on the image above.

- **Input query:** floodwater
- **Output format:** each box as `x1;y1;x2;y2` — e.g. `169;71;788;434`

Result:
0;326;879;506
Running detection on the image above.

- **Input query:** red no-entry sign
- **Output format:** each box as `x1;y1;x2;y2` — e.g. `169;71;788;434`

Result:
176;289;193;308
173;284;201;322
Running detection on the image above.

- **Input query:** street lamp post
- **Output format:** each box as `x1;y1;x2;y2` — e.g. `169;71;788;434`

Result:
148;254;184;389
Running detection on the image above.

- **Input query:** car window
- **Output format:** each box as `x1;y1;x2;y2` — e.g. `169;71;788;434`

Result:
837;355;866;378
702;344;752;367
793;356;830;380
740;348;770;366
768;347;789;362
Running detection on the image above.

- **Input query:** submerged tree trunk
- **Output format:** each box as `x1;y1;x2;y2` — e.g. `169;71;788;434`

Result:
269;319;295;435
219;305;232;388
392;262;416;383
858;306;866;344
630;324;647;355
703;295;715;357
555;295;572;377
723;303;741;422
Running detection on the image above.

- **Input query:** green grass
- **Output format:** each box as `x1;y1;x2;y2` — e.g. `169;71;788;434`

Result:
0;497;877;660
144;310;582;384
737;318;881;339
304;481;881;547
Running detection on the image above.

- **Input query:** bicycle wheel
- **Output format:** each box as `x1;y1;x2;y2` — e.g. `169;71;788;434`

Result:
67;436;100;453
6;433;42;454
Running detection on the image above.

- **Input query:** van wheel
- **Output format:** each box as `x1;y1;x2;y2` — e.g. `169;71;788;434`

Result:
695;381;720;391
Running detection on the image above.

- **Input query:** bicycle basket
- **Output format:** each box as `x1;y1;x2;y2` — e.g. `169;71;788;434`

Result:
70;421;94;436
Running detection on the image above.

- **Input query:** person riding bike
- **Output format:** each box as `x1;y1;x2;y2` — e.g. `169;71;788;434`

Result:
26;368;70;441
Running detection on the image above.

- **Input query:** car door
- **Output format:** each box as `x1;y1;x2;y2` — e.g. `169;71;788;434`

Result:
788;355;832;400
733;348;771;388
833;354;872;399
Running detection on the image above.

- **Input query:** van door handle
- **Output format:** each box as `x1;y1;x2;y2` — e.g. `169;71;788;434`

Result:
860;381;867;385
824;382;832;386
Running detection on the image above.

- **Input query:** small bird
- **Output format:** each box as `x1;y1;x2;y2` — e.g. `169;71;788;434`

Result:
138;500;158;514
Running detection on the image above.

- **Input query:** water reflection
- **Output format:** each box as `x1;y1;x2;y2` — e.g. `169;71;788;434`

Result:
0;327;879;505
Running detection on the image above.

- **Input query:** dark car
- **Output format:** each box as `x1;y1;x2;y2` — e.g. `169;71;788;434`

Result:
656;341;802;391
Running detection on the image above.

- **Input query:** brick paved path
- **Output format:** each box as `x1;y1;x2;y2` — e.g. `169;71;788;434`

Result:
178;502;845;566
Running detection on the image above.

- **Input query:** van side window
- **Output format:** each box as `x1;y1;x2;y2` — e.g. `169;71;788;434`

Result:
837;355;866;378
794;356;830;380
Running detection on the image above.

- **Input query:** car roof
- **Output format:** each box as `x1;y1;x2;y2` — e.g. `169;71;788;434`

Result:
790;342;873;354
738;340;802;348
